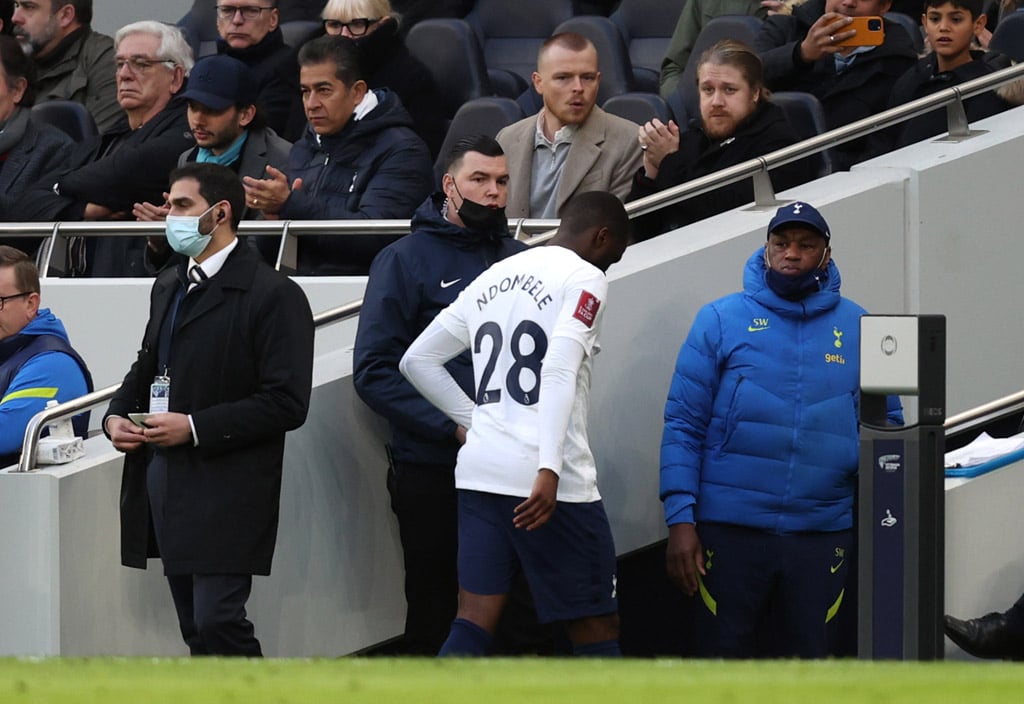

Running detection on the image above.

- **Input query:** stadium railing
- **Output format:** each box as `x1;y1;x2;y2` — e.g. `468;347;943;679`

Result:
11;61;1024;471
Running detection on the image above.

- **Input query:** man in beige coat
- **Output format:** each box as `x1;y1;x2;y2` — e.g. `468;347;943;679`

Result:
496;32;641;219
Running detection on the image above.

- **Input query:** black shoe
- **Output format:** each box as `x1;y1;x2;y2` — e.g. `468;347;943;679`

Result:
944;612;1024;660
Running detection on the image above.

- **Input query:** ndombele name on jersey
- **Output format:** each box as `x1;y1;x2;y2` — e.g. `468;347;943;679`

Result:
476;272;554;312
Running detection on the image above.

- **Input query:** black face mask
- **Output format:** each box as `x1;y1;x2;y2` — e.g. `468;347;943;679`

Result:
451;182;507;233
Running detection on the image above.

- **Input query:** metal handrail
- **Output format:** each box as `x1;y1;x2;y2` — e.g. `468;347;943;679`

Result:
13;61;1024;470
944;389;1024;437
14;299;369;473
622;61;1024;219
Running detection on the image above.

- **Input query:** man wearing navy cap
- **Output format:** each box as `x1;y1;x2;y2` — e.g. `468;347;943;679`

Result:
659;201;903;658
134;54;291;228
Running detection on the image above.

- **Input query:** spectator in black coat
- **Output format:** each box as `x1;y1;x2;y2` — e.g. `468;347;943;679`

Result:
322;0;444;156
754;0;918;170
0;21;196;276
0;34;73;253
216;0;306;140
630;40;814;239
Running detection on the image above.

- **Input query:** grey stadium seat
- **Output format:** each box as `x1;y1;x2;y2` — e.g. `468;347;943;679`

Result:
465;0;576;99
610;0;688;94
432;97;525;186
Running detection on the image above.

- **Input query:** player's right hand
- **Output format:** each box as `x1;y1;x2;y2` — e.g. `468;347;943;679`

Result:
106;416;146;453
513;468;558;531
665;523;705;596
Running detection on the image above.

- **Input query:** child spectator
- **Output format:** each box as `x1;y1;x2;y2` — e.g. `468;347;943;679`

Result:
888;0;1011;148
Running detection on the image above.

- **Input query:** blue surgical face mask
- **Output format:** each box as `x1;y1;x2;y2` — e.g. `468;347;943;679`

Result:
164;203;219;259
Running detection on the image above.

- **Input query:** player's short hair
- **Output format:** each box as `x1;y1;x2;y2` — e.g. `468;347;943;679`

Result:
445;134;504;174
168;163;246;230
558;191;629;243
0;245;40;294
298;34;363;86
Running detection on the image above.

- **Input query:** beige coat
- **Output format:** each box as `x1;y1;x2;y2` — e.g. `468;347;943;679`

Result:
497;105;642;219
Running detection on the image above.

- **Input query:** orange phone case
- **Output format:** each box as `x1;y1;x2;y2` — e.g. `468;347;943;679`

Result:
834;16;885;47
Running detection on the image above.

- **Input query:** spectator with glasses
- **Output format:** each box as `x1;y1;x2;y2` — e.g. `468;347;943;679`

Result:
215;0;305;141
0;21;195;275
0;244;92;469
321;0;442;156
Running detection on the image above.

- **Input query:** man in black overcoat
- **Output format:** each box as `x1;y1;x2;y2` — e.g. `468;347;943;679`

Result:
104;162;314;656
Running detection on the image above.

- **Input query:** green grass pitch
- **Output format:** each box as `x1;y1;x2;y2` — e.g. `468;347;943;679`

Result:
1;658;1023;703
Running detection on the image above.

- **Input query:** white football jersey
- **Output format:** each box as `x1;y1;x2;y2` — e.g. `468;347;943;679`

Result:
434;245;608;502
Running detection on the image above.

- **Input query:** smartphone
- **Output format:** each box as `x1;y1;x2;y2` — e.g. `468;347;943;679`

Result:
128;413;152;428
834;16;885;47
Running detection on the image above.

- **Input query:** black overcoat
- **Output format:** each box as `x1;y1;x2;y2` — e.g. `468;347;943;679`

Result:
106;243;314;575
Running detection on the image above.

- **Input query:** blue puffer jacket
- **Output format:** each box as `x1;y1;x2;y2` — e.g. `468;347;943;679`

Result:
353;194;527;466
0;309;92;466
660;248;902;534
280;88;434;274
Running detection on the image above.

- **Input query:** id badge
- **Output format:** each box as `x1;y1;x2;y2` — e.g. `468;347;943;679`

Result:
150;375;170;413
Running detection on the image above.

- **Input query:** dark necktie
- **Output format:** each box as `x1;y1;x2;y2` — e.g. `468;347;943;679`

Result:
189;264;207;285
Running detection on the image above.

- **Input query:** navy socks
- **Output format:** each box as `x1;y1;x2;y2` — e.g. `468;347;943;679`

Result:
438;618;493;656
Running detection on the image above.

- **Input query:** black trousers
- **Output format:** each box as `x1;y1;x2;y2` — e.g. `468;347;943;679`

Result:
166;573;262;656
388;460;460;654
388;459;566;655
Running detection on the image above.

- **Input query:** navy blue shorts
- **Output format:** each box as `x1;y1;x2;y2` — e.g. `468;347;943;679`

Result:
456;489;618;624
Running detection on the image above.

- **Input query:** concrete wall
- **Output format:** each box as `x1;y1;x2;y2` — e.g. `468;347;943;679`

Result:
0;379;403;657
945;467;1024;660
3;105;1024;656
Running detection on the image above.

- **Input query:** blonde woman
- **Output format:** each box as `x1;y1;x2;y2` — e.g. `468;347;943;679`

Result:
321;0;443;154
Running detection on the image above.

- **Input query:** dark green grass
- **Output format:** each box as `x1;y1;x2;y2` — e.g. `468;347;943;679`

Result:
1;658;1023;703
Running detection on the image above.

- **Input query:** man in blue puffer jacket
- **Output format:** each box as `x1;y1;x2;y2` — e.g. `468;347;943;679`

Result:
660;201;902;658
0;246;92;468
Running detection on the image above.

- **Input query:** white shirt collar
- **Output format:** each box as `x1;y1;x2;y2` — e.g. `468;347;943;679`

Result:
189;237;238;281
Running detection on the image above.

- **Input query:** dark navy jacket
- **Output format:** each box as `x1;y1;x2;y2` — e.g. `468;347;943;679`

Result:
353;194;527;466
280;89;434;275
